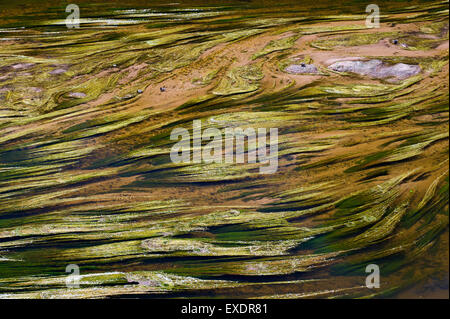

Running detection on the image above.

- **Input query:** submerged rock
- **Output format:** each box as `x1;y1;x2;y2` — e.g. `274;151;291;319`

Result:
285;63;318;74
68;92;86;99
328;59;421;80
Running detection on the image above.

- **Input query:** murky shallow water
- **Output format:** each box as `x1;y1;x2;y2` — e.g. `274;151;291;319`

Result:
0;0;448;298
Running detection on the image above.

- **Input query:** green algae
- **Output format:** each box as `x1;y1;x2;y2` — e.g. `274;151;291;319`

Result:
252;34;299;60
0;0;448;299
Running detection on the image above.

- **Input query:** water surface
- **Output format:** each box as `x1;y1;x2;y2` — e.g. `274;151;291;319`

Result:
0;0;448;298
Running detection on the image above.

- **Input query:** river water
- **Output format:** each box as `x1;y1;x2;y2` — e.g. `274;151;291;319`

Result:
0;0;448;298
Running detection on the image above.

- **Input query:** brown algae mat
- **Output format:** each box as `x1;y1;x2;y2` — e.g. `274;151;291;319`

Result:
0;0;448;298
